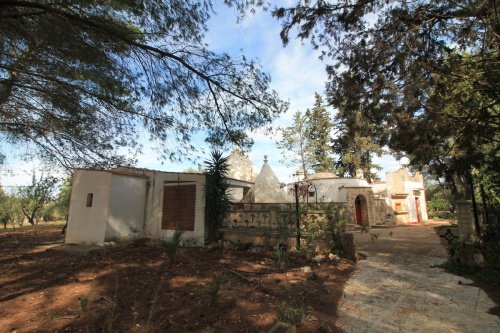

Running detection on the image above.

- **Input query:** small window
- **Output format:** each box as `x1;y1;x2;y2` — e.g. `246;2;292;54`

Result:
86;193;93;207
395;202;402;211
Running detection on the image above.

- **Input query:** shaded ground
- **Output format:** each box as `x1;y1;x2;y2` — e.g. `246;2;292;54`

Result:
338;221;500;333
0;226;355;332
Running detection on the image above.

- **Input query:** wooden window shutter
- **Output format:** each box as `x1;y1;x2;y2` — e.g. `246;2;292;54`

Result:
162;184;196;231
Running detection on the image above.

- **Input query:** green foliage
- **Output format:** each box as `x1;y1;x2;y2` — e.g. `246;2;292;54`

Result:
18;173;59;225
0;1;285;168
428;198;452;212
54;176;72;220
79;295;89;312
302;214;323;250
304;93;335;173
272;0;498;192
482;222;500;268
0;187;6;229
427;196;453;212
276;214;293;245
277;111;312;175
0;194;23;228
277;93;336;176
333;128;383;181
207;275;227;305
162;231;184;262
183;165;205;173
40;201;57;221
425;179;458;219
0;188;8;228
440;257;500;287
204;150;231;243
315;203;346;255
273;245;289;272
474;167;500;207
277;285;307;325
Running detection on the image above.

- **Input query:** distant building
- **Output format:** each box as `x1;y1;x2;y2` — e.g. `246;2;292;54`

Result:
234;156;428;227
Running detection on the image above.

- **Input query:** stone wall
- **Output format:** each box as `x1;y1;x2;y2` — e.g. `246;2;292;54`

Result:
344;188;374;227
222;203;345;247
373;198;396;226
223;204;337;230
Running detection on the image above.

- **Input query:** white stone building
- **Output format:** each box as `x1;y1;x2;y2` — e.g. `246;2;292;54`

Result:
65;151;427;245
236;155;428;227
66;167;209;245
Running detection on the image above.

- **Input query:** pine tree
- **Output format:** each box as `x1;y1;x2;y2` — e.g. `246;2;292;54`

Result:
272;0;498;189
277;111;313;176
0;1;285;168
304;93;335;173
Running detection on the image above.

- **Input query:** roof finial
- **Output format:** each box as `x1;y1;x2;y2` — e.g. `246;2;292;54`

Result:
264;155;268;163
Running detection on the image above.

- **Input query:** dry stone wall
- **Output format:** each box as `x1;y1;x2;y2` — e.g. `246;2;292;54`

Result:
222;203;346;247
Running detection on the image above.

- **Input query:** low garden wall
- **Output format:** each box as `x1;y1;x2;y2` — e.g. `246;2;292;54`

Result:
221;203;345;250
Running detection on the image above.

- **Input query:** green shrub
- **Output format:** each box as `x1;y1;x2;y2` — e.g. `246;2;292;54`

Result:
162;231;184;262
482;222;500;268
204;150;231;243
277;285;307;325
273;245;289;272
207;275;227;305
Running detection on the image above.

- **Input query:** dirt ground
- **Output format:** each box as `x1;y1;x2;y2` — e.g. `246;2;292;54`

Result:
0;226;355;333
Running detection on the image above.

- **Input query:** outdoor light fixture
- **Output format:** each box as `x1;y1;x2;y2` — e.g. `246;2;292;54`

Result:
308;184;317;207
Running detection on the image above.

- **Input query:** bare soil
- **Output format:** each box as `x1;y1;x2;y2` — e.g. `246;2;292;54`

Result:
0;227;355;333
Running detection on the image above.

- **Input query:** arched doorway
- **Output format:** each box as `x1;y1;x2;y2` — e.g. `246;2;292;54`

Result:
355;195;368;226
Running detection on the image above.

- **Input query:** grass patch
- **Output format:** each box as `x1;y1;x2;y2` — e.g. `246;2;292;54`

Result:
277;285;307;325
162;231;184;262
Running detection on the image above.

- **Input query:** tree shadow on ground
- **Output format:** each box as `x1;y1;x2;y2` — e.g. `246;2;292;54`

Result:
0;228;355;333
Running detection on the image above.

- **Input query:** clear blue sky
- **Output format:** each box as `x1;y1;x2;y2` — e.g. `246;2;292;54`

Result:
0;2;399;187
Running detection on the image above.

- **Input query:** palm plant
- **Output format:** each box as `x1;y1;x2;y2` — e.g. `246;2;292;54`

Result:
204;150;231;243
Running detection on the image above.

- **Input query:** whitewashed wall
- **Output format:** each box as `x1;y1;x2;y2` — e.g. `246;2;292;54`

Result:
66;170;111;245
304;178;370;203
105;174;148;240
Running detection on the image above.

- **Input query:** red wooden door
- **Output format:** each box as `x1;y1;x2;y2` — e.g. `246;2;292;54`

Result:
355;197;363;226
415;197;421;223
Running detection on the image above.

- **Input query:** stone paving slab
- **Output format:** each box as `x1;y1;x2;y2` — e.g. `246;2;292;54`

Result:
337;223;500;333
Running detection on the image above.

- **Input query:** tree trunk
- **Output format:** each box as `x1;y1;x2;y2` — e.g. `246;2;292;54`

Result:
456;174;471;200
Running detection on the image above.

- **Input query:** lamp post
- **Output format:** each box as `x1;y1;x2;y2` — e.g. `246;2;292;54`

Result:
293;171;304;250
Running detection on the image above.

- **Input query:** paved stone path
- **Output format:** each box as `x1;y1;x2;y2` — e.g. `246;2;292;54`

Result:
337;222;500;333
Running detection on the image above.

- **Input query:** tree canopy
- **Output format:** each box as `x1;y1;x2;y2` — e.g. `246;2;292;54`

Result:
277;110;312;175
273;0;499;195
304;93;335;173
277;93;335;176
18;172;59;225
0;0;286;168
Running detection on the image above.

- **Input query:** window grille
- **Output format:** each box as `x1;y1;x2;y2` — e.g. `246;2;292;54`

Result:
161;184;196;231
